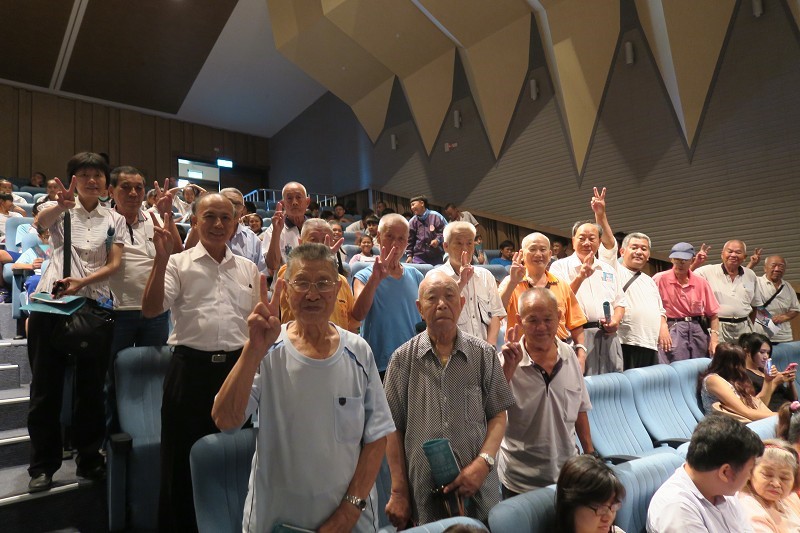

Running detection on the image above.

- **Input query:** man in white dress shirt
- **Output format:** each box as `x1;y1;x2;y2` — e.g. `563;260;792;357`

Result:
262;181;310;274
647;415;763;533
428;221;505;345
550;188;626;375
142;193;260;532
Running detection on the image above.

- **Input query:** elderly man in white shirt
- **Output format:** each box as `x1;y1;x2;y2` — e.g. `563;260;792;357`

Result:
550;188;626;375
142;193;260;532
647;415;763;533
428;221;505;345
262;181;310;274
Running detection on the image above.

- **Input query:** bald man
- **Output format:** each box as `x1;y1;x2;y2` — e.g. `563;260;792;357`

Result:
384;271;514;527
498;288;595;497
695;240;764;343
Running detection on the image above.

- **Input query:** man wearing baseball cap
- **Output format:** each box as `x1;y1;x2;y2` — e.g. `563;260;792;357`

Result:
653;243;721;362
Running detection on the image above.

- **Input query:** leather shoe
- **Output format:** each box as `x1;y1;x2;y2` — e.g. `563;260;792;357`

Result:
76;463;106;481
28;473;53;493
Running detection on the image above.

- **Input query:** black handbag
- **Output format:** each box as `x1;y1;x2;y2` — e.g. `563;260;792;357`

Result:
49;210;115;354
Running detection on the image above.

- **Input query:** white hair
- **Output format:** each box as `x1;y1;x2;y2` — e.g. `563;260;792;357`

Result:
521;232;550;249
444;221;475;243
378;213;409;234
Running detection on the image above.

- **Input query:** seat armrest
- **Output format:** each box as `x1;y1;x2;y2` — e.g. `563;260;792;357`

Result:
110;432;132;454
602;454;639;465
655;438;690;448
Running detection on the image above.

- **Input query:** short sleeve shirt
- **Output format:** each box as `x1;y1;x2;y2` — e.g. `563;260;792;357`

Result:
506;271;587;340
384;330;515;524
550;253;627;321
276;264;359;332
695;264;764;318
653;269;720;319
261;222;301;270
109;209;159;310
756;276;800;342
243;325;395;533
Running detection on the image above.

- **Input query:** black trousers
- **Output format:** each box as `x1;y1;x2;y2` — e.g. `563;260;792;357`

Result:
27;310;111;477
622;344;658;370
158;346;243;533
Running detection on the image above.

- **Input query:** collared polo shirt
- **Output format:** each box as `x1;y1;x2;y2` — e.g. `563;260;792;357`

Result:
506;271;586;340
429;262;506;341
695;264;763;318
756;275;800;342
549;253;627;322
384;330;515;524
653;269;720;319
161;241;259;351
230;223;266;271
498;338;590;492
110;208;159;310
647;465;753;532
261;219;302;269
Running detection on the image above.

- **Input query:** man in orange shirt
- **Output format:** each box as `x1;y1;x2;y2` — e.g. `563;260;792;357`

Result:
501;232;588;369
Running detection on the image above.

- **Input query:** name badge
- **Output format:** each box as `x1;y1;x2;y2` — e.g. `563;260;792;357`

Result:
429;224;435;232
602;272;614;282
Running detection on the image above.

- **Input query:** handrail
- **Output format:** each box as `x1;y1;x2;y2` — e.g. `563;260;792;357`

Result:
243;189;337;208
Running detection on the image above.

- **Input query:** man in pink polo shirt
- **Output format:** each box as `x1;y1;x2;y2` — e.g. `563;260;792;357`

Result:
653;242;721;362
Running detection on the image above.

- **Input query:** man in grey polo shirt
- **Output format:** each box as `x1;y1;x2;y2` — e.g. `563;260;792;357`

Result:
694;240;764;343
498;288;596;497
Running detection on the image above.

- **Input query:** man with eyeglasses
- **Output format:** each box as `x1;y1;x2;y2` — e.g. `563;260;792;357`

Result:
273;218;359;332
142;193;261;532
755;256;800;344
213;243;395;532
647;415;764;532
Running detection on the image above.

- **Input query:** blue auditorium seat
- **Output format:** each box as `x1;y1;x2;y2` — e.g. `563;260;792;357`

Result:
488;485;556;533
342;244;360;263
585;373;680;463
190;428;257;533
406;263;434;277
481;264;508;283
20;186;46;196
381;517;487;533
612;452;684;533
747;415;778;440
343;231;359;244
624;365;698;445
14;191;33;203
483;249;501;262
670;358;711;422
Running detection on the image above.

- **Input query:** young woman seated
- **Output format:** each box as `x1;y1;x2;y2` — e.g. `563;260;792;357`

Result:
699;342;774;421
741;332;798;412
556;454;626;533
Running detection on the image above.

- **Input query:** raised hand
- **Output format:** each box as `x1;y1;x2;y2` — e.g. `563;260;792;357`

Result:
747;247;763;270
153;178;174;217
271;201;285;234
590;186;607;217
372;245;400;283
501;324;524;381
247;274;283;352
152;213;176;257
693;243;710;269
457;250;474;288
54;177;77;210
509;250;525;285
578;253;594;280
323;234;345;255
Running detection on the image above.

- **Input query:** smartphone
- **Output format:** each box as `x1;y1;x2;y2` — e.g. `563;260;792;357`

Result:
765;358;772;373
786;363;798;372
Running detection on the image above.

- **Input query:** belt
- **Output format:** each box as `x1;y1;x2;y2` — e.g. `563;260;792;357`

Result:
584;321;602;329
174;345;242;363
718;317;748;324
667;316;702;324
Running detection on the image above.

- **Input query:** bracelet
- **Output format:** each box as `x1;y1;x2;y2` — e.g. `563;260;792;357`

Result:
573;344;587;352
708;329;719;335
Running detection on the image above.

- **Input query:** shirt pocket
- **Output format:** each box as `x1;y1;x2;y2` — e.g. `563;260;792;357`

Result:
334;395;365;443
464;386;485;425
562;387;582;424
477;294;493;327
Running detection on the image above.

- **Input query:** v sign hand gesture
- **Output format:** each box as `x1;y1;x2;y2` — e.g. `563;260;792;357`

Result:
501;324;524;382
54;177;77;210
247;274;284;353
590;187;607;217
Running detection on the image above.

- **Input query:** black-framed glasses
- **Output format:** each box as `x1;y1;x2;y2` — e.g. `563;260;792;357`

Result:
586;502;622;517
287;279;337;293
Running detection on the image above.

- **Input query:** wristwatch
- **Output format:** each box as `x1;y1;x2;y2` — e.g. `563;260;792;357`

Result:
343;494;367;511
478;452;495;471
573;344;587;353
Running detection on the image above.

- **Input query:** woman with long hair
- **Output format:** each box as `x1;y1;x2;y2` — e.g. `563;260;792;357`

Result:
698;342;774;421
556;454;626;533
741;332;797;411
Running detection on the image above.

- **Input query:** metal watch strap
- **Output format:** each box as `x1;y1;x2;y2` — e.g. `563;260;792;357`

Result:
478;452;495;471
343;494;366;511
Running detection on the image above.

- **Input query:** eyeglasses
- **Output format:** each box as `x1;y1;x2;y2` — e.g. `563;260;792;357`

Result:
288;279;337;293
586;502;622;517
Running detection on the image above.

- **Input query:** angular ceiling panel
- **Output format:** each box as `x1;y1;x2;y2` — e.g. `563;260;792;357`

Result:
635;0;736;148
529;0;620;176
322;0;455;153
268;0;395;142
417;0;531;158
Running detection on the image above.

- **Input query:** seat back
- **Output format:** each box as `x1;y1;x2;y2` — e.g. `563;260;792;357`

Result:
5;216;33;250
191;429;257;533
585;373;657;457
15;191;33;203
670;358;711;421
488;485;556;533
480;264;508;283
747;415;778;440
343;231;358;244
612;453;684;533
624;365;698;442
484;249;501;262
342;244;360;263
113;346;172;530
406;263;434;277
402;517;488;532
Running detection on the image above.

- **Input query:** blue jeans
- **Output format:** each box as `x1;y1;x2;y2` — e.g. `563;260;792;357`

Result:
105;310;169;437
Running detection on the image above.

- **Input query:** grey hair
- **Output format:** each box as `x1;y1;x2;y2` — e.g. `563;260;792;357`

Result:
281;181;307;197
723;240;747;254
518;287;559;314
521;232;550;249
284;243;337;280
621;232;651;249
378;213;409;234
571;220;603;238
444;221;475;243
219;187;244;201
300;218;334;239
193;193;235;217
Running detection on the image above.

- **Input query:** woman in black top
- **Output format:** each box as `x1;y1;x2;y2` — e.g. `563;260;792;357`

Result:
741;332;797;411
